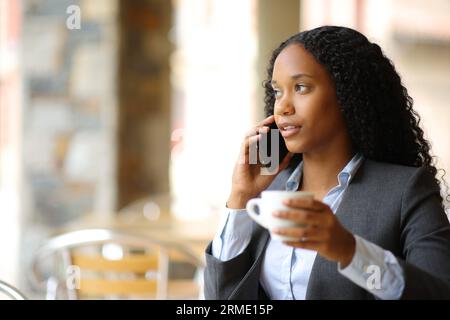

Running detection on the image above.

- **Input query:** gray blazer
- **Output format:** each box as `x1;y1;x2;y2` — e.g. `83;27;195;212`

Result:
204;159;450;299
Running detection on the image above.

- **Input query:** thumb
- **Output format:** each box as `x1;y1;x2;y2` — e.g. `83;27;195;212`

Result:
276;152;294;173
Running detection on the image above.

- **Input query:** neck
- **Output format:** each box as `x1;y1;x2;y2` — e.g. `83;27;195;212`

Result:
300;137;355;195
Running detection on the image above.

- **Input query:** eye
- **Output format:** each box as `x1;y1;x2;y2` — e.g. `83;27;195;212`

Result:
295;84;308;94
272;88;282;99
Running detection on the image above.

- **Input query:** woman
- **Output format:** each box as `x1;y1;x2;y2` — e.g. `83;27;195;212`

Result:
204;26;450;299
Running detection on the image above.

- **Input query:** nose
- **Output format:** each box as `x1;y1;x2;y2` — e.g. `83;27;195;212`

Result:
274;96;295;116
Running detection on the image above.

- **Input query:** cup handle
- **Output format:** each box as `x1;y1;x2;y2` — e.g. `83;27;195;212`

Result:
246;198;268;229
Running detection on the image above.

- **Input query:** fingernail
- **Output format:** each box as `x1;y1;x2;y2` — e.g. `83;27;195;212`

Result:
272;211;280;217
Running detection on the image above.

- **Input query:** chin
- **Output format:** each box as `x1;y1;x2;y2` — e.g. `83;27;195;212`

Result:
285;142;305;154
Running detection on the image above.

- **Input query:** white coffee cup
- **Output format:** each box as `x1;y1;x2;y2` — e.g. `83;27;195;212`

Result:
246;191;314;241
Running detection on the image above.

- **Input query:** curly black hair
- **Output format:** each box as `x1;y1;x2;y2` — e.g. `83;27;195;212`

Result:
263;26;449;205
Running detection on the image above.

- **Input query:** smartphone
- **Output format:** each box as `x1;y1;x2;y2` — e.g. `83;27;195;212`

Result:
258;121;289;167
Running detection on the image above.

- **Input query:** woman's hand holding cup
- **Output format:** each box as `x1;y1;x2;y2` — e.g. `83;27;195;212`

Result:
272;197;356;268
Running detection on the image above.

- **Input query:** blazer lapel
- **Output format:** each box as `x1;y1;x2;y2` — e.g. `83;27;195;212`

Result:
229;223;270;299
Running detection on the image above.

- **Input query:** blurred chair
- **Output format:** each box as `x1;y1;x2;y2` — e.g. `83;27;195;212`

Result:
0;280;27;300
29;229;204;300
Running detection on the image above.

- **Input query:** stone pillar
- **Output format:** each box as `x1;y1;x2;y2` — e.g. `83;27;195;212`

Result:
256;0;300;120
117;0;172;208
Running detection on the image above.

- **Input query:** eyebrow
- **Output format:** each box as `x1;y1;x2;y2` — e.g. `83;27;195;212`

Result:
270;73;314;85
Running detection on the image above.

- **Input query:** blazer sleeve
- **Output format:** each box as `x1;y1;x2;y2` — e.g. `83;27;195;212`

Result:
203;222;268;300
204;240;253;300
398;167;450;299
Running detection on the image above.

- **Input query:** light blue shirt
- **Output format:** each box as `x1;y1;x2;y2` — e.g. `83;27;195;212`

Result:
212;153;405;299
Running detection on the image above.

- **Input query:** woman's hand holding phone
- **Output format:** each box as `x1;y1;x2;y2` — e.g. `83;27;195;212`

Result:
227;115;294;209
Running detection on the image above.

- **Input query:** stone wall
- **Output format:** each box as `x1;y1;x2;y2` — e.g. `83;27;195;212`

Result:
20;0;118;295
20;0;174;295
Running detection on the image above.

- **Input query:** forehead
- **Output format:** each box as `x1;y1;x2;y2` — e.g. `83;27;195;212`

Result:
273;44;325;79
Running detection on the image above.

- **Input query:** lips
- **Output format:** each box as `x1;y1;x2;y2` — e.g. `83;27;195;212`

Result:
281;125;301;131
277;122;303;138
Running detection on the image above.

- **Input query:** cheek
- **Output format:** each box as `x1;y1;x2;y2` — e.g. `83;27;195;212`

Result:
296;94;329;124
299;94;342;136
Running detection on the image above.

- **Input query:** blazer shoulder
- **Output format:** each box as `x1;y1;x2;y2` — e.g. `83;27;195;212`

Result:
363;159;433;186
353;159;441;203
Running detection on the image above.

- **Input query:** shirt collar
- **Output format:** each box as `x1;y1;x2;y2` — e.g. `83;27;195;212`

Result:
285;152;365;191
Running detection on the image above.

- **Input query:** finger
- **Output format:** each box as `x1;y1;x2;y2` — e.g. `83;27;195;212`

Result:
244;115;274;138
238;134;262;165
283;198;327;211
272;209;327;226
283;240;322;251
245;125;270;138
272;225;321;241
257;115;275;127
275;152;294;173
242;134;262;156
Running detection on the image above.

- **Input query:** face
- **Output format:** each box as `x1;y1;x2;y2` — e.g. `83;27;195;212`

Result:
272;44;349;154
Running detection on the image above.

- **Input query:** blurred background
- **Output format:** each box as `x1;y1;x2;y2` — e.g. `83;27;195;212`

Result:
0;0;449;299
